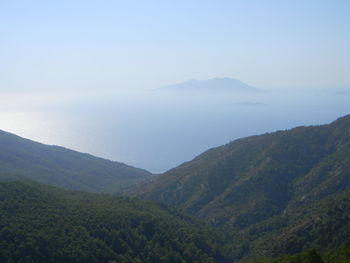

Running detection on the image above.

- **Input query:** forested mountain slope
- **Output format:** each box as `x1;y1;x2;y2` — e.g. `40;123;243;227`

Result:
0;130;151;193
132;114;350;226
225;191;350;260
130;114;350;260
241;246;350;263
0;180;228;263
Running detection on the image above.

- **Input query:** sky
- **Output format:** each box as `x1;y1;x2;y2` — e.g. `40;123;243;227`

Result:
1;0;350;93
1;1;350;172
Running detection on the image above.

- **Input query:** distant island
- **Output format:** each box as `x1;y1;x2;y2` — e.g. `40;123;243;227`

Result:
159;77;260;93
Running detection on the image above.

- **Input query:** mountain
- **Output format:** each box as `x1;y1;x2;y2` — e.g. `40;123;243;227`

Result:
224;191;350;260
0;180;229;263
159;78;260;93
130;114;350;259
0;130;151;193
1;114;350;262
0;180;347;263
242;246;350;263
131;114;350;225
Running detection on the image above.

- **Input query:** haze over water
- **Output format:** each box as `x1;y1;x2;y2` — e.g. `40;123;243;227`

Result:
1;86;349;173
1;1;349;172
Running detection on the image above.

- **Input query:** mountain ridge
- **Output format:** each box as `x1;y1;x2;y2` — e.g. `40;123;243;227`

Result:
159;77;260;93
129;114;350;259
0;129;152;193
1;115;350;261
131;114;350;223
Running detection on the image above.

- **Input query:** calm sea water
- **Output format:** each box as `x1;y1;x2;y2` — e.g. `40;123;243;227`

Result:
1;88;349;173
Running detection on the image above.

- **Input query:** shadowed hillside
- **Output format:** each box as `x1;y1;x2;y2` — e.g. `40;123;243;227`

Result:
0;180;228;263
0;130;152;193
130;114;350;259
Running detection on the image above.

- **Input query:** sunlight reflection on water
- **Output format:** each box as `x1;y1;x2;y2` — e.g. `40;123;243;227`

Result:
1;89;349;173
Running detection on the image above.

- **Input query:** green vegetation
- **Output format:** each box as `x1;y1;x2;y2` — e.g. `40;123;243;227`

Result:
131;114;350;260
240;246;350;263
0;130;151;193
1;115;350;262
222;192;350;260
0;180;228;263
0;180;348;263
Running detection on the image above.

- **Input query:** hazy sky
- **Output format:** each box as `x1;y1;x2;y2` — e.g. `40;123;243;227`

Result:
1;0;349;93
1;1;350;172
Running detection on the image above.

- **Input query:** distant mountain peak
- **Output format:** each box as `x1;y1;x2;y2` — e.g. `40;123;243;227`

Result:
159;77;260;93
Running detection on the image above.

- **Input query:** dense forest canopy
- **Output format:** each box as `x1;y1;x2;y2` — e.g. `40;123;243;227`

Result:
131;115;350;260
0;181;228;263
0;115;350;262
0;130;151;193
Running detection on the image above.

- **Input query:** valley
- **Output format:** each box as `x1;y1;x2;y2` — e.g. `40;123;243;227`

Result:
1;114;349;262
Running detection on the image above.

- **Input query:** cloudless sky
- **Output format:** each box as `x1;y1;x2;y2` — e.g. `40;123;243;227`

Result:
1;1;350;172
1;0;350;92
